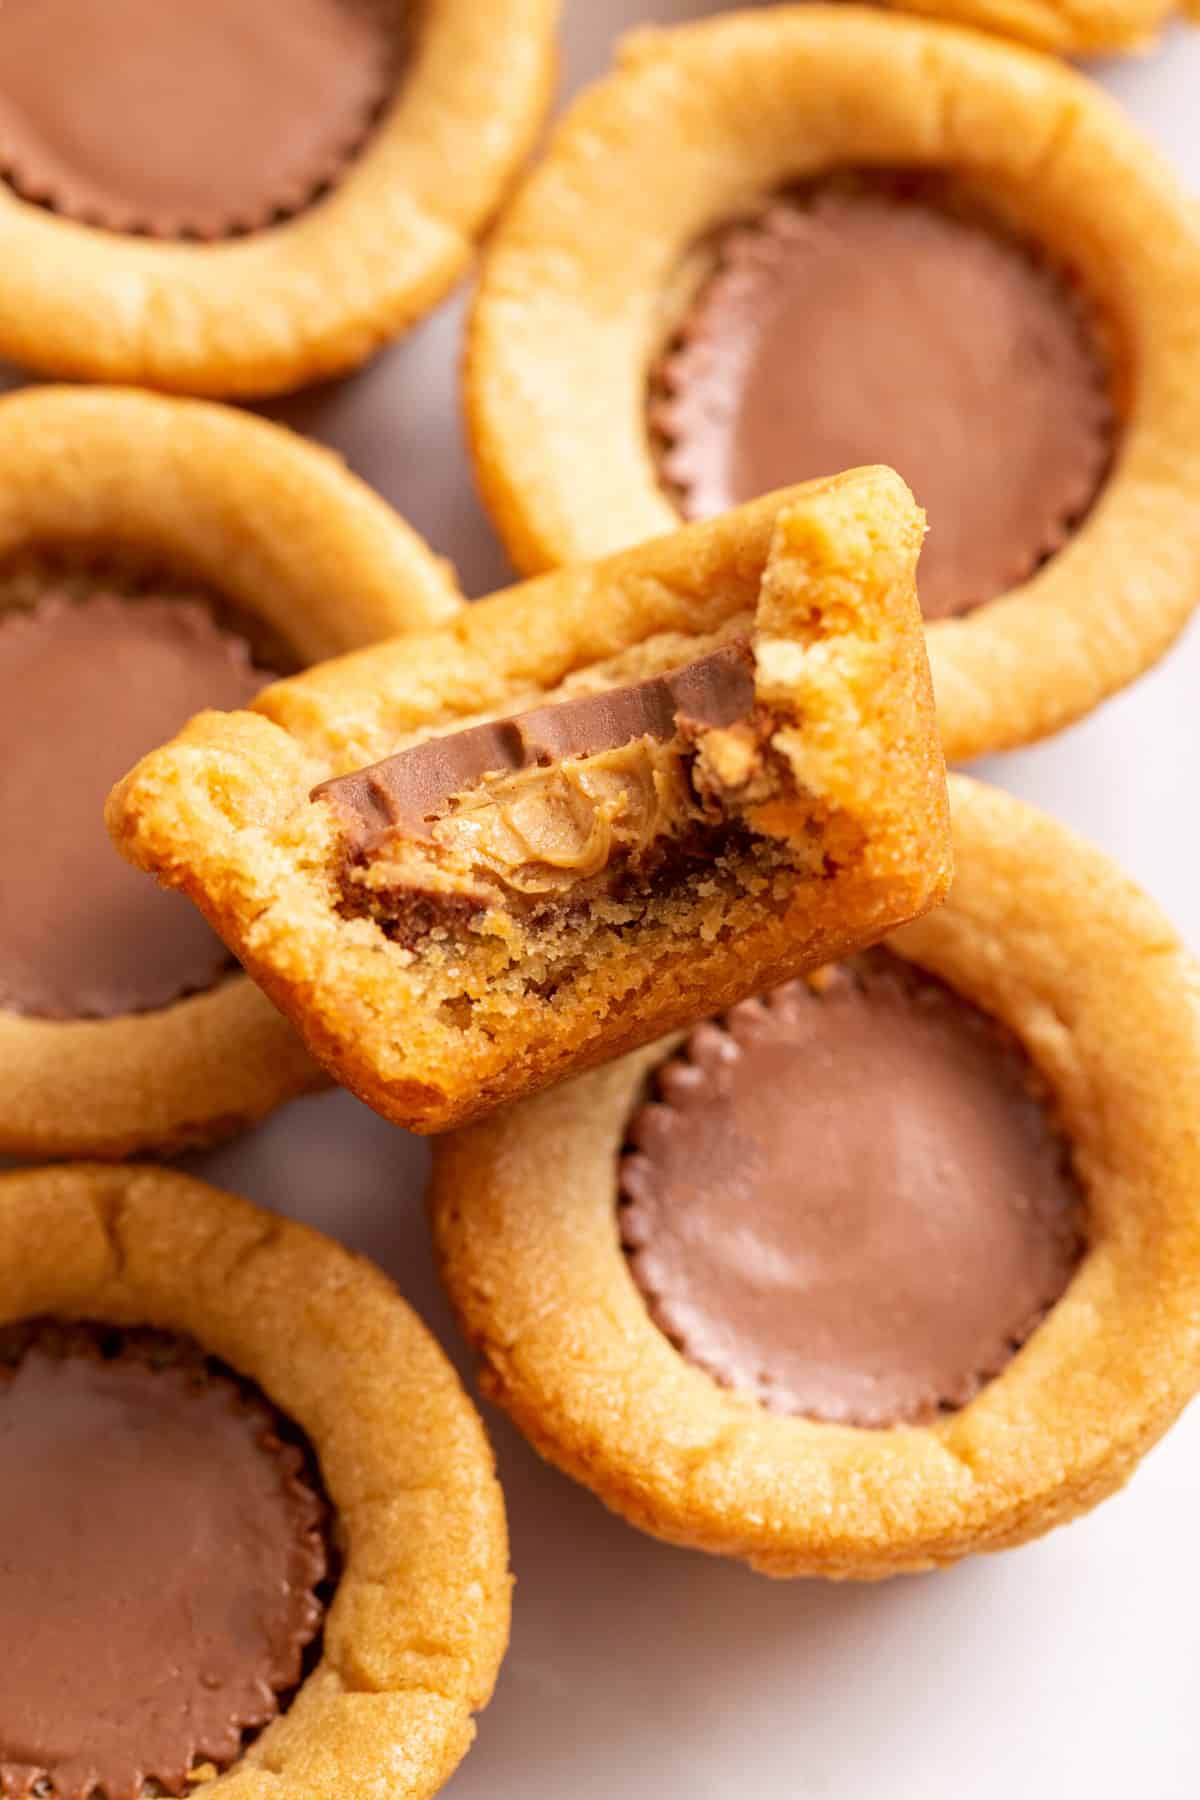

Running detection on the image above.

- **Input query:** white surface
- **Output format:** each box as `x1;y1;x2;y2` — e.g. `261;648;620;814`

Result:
103;7;1200;1796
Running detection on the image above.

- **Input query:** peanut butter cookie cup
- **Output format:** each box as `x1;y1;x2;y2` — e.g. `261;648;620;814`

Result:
0;0;557;396
431;774;1200;1579
0;384;461;1159
466;8;1200;761
0;1164;509;1799
110;468;951;1134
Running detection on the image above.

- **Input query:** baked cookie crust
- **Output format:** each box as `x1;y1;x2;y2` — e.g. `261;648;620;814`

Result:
880;0;1177;54
430;773;1200;1579
0;384;462;1159
109;468;951;1133
0;1163;510;1798
465;8;1200;761
0;0;558;397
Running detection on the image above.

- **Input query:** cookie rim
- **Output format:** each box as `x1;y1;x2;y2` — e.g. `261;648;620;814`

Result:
0;1163;510;1798
430;773;1200;1578
0;383;462;1159
0;0;559;397
464;6;1200;761
876;0;1173;55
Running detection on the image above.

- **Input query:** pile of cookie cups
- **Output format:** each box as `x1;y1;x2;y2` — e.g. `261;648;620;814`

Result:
1;4;1200;1799
467;9;1200;761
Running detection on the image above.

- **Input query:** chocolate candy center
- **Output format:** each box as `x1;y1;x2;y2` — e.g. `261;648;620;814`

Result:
620;953;1083;1427
0;0;403;239
0;1330;327;1800
314;641;760;939
653;185;1113;621
0;592;267;1020
314;643;756;851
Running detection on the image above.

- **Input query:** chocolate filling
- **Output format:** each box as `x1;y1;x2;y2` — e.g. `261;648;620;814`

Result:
0;0;408;240
313;643;770;942
0;591;269;1020
0;1323;328;1800
620;952;1083;1428
652;180;1114;621
315;643;757;850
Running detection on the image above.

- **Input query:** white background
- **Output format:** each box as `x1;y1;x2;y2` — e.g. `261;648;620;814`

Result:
16;8;1200;1797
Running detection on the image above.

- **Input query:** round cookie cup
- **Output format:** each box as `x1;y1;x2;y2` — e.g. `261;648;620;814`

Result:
0;0;558;397
0;384;462;1160
466;7;1200;763
0;1164;510;1798
431;773;1200;1579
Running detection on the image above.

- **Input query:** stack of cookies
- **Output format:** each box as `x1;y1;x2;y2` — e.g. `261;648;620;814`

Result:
0;5;1197;1797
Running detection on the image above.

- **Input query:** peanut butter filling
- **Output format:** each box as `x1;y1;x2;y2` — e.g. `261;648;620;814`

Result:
382;737;697;899
313;642;779;939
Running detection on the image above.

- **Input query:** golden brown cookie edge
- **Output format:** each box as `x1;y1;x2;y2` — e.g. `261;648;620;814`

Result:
428;773;1200;1578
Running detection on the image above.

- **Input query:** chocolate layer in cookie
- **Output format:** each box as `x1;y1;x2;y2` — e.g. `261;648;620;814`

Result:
653;185;1113;620
0;0;405;239
620;952;1083;1427
0;592;266;1019
314;642;765;937
318;643;755;847
0;1325;326;1800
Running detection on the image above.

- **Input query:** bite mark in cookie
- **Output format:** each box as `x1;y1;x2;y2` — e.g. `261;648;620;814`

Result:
313;642;773;937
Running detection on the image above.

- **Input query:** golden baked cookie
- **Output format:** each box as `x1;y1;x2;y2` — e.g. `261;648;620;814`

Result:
0;383;462;1160
0;1163;509;1798
466;8;1200;762
430;773;1200;1579
0;0;557;397
110;468;952;1134
880;0;1180;54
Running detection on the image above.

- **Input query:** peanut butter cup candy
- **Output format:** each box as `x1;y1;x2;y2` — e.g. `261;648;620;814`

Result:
621;953;1083;1430
0;384;462;1158
431;775;1200;1578
0;1165;509;1799
109;469;952;1134
466;8;1200;761
0;0;557;396
0;1327;327;1800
